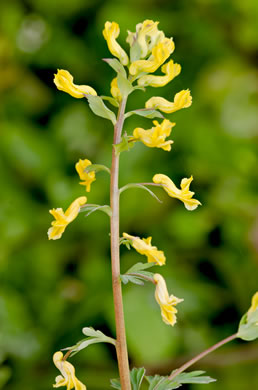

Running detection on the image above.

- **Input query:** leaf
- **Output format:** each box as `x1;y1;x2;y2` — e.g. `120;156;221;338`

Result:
119;183;162;203
84;94;116;124
117;72;134;97
110;378;121;389
80;204;112;218
173;371;216;384
101;95;120;107
237;310;258;341
113;134;135;155
120;275;145;286
130;367;146;390
124;109;164;119
126;262;157;274
130;41;142;62
103;58;127;77
84;164;110;175
146;375;181;390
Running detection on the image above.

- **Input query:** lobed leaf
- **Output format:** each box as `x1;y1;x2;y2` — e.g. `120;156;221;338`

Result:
84;94;117;124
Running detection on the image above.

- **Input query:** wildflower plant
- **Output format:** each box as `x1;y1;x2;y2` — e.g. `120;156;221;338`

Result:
48;20;258;390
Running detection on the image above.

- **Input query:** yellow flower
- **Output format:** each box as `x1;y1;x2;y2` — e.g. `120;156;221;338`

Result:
153;174;201;210
129;38;175;75
48;197;87;240
110;77;122;102
75;159;96;192
248;292;258;321
145;89;192;113
103;21;129;65
133;119;175;151
54;70;97;99
127;20;165;59
137;60;181;87
153;274;183;326
123;232;165;266
53;351;86;390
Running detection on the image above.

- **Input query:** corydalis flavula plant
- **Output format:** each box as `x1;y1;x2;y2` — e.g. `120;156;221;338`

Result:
48;20;258;390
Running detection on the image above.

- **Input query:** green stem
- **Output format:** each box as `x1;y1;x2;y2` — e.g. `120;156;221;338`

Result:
168;333;238;381
110;97;131;390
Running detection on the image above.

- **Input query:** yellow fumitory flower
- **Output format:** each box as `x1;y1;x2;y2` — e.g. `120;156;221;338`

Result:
153;174;201;210
110;77;122;102
137;60;181;87
129;38;175;75
53;351;86;390
54;70;97;99
127;20;165;59
75;159;96;192
103;21;129;65
123;232;165;266
48;197;87;240
247;292;258;321
153;274;183;326
133;119;175;151
146;89;192;113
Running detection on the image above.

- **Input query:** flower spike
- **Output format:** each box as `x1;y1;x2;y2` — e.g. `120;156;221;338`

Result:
103;21;129;65
53;351;86;390
75;159;96;192
133;119;175;151
48;196;87;240
153;174;201;210
123;233;166;266
154;274;183;326
54;70;97;98
146;89;192;113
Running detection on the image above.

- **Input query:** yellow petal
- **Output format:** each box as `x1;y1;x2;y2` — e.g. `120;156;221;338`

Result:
153;174;201;210
248;292;258;319
133;119;175;151
146;89;192;113
53;352;86;390
129;38;174;75
123;232;165;266
153;274;183;326
103;21;129;65
48;197;87;240
137;60;181;87
54;69;97;98
110;77;122;102
75;159;96;192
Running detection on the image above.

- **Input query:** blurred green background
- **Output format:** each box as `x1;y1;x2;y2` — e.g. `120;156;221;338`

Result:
0;0;257;389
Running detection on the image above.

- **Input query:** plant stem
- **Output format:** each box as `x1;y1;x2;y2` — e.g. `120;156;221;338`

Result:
168;333;238;381
110;97;131;390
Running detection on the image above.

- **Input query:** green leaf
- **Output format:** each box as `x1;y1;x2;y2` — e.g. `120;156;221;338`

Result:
173;371;216;384
237;310;258;341
120;274;145;286
130;367;146;390
124;109;164;120
146;375;181;390
117;72;134;97
110;378;121;389
80;204;112;218
84;164;110;175
113;134;135;155
101;95;120;107
119;183;162;203
84;95;117;124
126;262;157;274
103;58;127;77
130;41;142;62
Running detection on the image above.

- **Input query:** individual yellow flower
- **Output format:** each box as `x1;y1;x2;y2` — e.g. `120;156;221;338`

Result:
48;197;87;240
75;159;96;192
133;119;175;151
123;232;166;266
127;20;165;59
146;89;192;113
129;38;175;75
110;77;122;102
137;60;181;87
153;174;201;210
54;70;97;99
153;274;183;326
103;21;129;65
53;351;86;390
248;292;258;321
